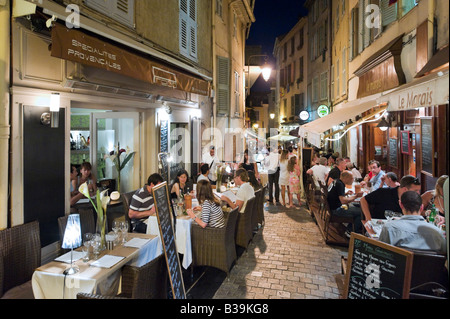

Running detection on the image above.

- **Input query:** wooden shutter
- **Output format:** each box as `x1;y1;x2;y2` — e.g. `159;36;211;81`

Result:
188;0;197;59
358;1;364;54
349;8;354;61
180;0;197;60
217;56;230;115
381;0;398;27
179;0;189;56
112;0;134;27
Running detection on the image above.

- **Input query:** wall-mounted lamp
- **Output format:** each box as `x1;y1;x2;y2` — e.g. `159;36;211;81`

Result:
41;93;60;128
376;116;390;131
270;113;275;120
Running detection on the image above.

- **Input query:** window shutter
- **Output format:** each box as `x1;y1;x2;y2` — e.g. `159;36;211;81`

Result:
112;0;134;27
180;0;197;60
188;0;197;59
342;48;346;95
349;8;354;61
217;56;230;115
358;1;364;54
381;0;398;27
363;0;370;49
179;0;189;56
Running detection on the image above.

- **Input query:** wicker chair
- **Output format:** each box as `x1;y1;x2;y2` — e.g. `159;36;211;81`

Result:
251;189;262;233
235;197;256;250
122;190;137;232
257;185;266;227
76;293;128;299
120;254;168;299
191;207;239;276
0;220;41;299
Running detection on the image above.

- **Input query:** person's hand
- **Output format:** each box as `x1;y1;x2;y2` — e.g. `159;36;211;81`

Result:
193;205;202;211
360;181;367;188
186;208;195;218
355;191;364;198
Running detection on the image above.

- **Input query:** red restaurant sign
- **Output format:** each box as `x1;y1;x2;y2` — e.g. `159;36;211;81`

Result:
51;24;210;96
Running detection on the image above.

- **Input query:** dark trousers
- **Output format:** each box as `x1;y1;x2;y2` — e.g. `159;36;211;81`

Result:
331;205;363;234
268;168;280;202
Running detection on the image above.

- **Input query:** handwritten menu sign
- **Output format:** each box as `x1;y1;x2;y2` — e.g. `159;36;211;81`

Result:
420;118;433;175
388;138;398;168
344;234;413;299
152;182;186;299
400;131;411;155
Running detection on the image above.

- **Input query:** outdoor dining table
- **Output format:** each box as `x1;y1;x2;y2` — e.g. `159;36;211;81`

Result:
31;233;160;299
146;199;201;269
363;219;387;240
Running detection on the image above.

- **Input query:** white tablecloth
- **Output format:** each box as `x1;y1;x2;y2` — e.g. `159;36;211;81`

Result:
32;234;160;299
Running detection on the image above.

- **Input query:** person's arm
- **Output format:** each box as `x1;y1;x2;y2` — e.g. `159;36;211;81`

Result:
220;195;243;211
70;192;84;206
171;183;180;198
128;206;156;219
360;196;372;222
187;208;207;228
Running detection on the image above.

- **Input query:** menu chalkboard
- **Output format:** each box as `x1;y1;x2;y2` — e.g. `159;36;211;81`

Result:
388;138;398;168
421;118;433;175
344;233;413;299
152;182;186;299
400;131;411;155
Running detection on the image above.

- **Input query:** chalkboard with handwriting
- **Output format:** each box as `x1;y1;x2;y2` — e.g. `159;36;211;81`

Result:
152;182;186;299
420;118;434;175
388;138;398;168
344;233;413;299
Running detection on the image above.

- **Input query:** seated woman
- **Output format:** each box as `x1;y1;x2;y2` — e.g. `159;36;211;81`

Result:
422;175;448;222
78;162;97;197
187;180;225;228
171;169;194;199
70;164;84;207
248;170;262;191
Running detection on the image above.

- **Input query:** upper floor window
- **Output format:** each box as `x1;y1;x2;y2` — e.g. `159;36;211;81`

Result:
180;0;198;61
85;0;135;28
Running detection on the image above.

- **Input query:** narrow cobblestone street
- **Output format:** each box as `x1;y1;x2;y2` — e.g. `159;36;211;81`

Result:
188;200;349;299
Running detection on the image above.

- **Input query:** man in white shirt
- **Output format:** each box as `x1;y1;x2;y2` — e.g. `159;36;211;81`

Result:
197;163;210;183
221;168;255;213
201;145;220;184
264;147;280;204
306;157;329;186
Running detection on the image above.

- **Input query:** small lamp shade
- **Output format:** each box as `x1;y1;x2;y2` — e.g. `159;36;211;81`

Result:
62;214;82;249
376;117;390;132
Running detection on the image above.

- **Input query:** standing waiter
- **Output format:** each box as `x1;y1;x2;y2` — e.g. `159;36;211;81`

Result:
201;146;220;185
265;147;280;204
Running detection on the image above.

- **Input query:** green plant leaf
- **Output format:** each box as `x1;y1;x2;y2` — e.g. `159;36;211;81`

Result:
119;152;136;171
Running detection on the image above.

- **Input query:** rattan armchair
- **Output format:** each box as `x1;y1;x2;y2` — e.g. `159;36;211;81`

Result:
191;207;239;276
122;190;137;232
0;220;41;299
119;253;168;299
251;189;262;233
235;197;256;250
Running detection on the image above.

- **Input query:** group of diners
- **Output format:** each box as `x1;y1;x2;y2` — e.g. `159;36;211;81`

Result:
126;167;259;235
307;152;447;253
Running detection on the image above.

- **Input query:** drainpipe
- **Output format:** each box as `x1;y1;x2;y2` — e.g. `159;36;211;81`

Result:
0;0;10;229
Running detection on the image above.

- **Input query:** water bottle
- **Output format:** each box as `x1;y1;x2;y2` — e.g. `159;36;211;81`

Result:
429;204;437;224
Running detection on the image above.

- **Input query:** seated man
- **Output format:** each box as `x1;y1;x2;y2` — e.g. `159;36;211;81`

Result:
197;163;210;183
221;168;254;213
361;160;385;191
380;172;400;188
327;170;364;236
128;173;164;233
360;175;421;222
306;156;329;186
326;157;347;186
379;191;446;253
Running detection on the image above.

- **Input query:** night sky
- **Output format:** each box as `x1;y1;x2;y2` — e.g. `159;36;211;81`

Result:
247;0;308;57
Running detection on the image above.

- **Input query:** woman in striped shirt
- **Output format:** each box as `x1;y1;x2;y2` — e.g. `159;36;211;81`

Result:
187;180;225;228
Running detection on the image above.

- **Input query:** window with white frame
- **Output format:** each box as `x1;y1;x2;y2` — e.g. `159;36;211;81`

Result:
85;0;135;28
179;0;197;61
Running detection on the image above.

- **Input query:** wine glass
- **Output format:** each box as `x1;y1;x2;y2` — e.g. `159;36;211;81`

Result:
384;210;394;221
120;221;129;244
91;233;101;260
112;220;120;244
82;233;93;262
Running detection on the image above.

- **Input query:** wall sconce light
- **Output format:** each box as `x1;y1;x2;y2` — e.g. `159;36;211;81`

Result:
376;116;390;131
270;113;275;120
41;93;60;128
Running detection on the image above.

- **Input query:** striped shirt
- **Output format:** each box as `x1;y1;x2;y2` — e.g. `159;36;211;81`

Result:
130;186;154;213
201;200;225;228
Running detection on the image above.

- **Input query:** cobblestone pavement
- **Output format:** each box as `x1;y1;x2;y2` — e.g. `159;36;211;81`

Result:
209;201;349;299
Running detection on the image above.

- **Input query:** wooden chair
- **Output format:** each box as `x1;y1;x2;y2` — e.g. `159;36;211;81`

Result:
191;207;239;276
235;197;256;250
0;220;41;299
120;254;168;299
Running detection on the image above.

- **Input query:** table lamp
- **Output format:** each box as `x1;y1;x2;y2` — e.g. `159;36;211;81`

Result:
62;214;82;275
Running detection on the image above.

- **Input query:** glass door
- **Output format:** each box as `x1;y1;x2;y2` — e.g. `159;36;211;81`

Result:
91;112;140;193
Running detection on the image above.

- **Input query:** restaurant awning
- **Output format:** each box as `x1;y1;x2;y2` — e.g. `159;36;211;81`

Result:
298;93;385;148
377;69;449;112
50;23;210;96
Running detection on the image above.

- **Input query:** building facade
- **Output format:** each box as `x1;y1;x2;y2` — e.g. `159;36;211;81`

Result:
2;0;216;254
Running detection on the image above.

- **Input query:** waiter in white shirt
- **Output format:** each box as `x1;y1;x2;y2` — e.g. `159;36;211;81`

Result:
201;145;220;185
264;147;280;204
